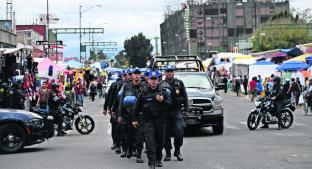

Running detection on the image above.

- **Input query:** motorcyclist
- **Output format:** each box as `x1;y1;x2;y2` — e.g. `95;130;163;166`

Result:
271;76;286;130
48;82;66;136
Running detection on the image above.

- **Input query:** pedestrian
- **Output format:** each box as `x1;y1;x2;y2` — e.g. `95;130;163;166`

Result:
243;75;248;95
97;77;103;98
75;80;84;106
223;76;228;93
132;70;170;169
36;81;50;109
89;79;97;101
159;65;188;162
249;77;257;102
235;76;241;97
256;79;263;96
288;78;302;106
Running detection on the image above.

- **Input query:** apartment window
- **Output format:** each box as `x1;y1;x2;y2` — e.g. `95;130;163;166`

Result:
198;42;205;47
261;16;269;23
190;29;197;38
220;8;227;14
245;28;253;34
205;9;218;15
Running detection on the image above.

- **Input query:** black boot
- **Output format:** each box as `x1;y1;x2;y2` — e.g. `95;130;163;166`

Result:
115;147;121;154
163;151;171;161
136;152;144;163
126;149;133;158
278;124;282;130
111;144;117;150
156;161;163;167
148;164;156;169
174;149;183;161
120;151;127;158
260;124;269;129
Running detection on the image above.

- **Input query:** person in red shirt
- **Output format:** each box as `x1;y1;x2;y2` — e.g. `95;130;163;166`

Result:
249;77;257;102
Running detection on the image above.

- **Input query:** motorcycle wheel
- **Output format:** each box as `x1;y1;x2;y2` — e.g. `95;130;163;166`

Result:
75;115;95;135
303;102;309;116
247;113;261;130
281;109;293;129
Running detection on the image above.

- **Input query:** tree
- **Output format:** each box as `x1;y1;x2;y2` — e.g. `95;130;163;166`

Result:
98;50;108;60
89;50;97;61
124;33;153;67
115;51;129;68
253;9;312;52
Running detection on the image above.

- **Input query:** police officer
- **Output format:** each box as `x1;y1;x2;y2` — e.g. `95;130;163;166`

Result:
103;72;122;150
132;70;169;169
118;67;146;159
110;70;129;154
271;76;285;130
160;65;189;162
5;78;25;110
48;82;66;136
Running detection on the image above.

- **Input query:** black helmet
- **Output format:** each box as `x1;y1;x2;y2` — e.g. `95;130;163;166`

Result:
272;76;281;83
51;82;60;91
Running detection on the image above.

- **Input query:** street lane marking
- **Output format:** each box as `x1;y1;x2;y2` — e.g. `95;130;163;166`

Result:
226;125;241;130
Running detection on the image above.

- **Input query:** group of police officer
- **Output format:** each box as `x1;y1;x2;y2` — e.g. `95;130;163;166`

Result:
103;66;188;169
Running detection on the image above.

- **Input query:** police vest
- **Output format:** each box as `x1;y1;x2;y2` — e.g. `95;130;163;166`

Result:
141;88;164;119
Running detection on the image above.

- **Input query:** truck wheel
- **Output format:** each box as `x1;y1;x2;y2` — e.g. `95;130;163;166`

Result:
212;125;223;135
0;123;27;153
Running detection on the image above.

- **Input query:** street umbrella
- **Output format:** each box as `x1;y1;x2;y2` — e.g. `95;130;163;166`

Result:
276;61;310;71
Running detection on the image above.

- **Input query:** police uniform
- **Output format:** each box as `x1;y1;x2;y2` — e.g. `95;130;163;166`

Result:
159;65;189;161
5;83;25;110
118;68;146;158
133;71;169;169
48;87;65;136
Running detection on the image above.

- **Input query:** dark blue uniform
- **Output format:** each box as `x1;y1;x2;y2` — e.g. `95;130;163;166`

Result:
134;85;168;168
159;78;188;161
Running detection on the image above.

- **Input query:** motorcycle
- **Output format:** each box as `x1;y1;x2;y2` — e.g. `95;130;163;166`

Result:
247;96;295;130
61;101;95;134
33;100;95;135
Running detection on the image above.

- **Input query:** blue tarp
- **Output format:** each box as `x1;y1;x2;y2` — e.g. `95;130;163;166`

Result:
280;48;303;57
305;55;312;61
65;60;83;68
276;61;310;71
253;61;275;65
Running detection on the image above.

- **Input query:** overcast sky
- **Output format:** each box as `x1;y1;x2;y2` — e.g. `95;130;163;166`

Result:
0;0;310;59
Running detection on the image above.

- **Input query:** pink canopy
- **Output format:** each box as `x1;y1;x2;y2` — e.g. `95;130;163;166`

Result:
37;58;64;71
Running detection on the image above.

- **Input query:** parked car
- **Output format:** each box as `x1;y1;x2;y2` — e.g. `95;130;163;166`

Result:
0;109;54;153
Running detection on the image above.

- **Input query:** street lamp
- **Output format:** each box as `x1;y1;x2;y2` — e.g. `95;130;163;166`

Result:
79;4;102;62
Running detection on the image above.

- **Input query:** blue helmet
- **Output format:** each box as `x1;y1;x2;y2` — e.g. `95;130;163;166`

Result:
148;70;159;79
122;69;127;75
117;90;123;101
127;68;132;75
144;68;151;76
132;67;141;74
165;65;175;71
123;96;137;109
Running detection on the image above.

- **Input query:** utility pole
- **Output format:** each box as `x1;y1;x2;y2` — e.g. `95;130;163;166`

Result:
47;0;50;58
79;5;82;62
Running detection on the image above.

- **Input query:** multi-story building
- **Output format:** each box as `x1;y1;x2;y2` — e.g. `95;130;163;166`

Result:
0;20;16;48
160;0;289;58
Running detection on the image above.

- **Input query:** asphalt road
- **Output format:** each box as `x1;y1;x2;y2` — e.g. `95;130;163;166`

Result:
1;92;312;169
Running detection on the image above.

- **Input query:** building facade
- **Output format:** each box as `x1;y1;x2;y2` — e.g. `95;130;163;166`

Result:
160;0;290;58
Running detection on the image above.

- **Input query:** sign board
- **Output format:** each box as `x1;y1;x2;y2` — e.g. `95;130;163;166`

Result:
36;40;63;45
39;14;59;24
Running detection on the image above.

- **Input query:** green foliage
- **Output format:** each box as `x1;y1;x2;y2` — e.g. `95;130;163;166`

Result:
98;51;108;60
114;51;129;68
124;33;153;67
89;50;97;61
253;9;312;52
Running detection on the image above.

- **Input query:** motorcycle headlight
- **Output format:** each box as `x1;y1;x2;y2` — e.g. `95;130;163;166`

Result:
255;101;261;107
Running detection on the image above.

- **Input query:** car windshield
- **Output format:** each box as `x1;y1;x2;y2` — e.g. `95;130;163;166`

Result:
175;74;213;90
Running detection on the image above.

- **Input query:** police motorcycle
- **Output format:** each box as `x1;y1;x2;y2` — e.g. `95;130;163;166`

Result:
33;99;95;135
60;100;95;135
247;96;295;130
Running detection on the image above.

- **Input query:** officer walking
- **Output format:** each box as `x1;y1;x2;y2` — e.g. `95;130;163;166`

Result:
48;82;66;136
159;65;189;162
118;68;146;160
132;70;169;169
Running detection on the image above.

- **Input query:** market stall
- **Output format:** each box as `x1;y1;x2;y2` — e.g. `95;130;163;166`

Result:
248;61;278;80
